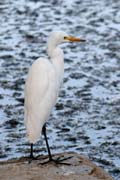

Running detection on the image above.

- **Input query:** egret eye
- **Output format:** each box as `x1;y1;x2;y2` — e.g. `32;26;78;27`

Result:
64;36;67;40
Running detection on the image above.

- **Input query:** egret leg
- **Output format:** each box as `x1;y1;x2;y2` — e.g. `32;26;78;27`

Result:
28;143;38;163
28;143;34;163
42;124;52;160
30;143;34;158
41;124;72;165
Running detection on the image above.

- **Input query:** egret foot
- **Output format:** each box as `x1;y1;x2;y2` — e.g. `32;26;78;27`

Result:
39;155;73;165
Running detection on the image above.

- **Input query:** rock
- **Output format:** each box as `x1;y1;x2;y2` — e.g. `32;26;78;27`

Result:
0;152;113;180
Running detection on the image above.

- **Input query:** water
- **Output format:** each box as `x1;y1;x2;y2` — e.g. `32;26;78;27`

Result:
0;0;120;179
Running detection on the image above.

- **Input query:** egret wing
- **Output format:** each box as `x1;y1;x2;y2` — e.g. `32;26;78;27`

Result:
25;58;49;109
24;58;51;142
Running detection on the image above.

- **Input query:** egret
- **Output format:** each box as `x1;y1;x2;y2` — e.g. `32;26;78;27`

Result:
24;30;85;163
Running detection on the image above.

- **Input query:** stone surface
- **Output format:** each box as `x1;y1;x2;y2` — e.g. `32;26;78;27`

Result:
0;152;114;180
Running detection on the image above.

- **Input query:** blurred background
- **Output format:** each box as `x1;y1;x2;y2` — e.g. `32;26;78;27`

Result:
0;0;120;179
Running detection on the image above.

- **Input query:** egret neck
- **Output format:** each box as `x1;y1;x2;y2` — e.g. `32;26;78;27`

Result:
47;42;64;86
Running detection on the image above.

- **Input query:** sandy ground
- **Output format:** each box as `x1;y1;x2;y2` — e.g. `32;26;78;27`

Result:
0;152;114;180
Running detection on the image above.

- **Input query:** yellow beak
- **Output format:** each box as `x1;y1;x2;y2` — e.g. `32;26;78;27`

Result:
64;36;85;42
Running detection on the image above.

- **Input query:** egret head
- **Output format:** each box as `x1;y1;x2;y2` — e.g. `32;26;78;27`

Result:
47;30;85;57
48;30;85;46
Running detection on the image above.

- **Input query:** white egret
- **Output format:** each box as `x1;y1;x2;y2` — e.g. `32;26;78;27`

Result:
24;30;85;163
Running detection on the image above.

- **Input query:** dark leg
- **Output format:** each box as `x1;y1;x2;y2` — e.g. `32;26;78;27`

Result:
28;143;34;163
30;143;34;158
41;124;72;165
42;124;52;160
28;143;38;163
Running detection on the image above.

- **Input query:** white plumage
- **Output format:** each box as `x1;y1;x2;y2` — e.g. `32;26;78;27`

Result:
24;30;84;144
